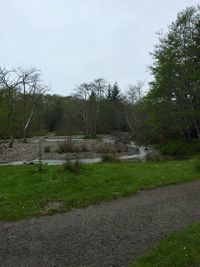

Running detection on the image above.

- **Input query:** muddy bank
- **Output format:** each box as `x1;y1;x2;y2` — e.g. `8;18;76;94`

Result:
0;135;155;165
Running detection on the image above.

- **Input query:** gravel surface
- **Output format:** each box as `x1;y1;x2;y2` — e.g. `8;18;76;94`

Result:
0;136;138;164
1;180;200;267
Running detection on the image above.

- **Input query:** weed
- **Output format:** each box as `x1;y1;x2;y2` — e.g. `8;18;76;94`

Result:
56;138;73;154
102;153;119;163
194;157;200;172
63;160;84;174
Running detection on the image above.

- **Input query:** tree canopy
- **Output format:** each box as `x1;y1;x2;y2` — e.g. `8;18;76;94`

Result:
145;6;200;141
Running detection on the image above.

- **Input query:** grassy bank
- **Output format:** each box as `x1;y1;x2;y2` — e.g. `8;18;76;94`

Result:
132;221;200;267
0;160;199;221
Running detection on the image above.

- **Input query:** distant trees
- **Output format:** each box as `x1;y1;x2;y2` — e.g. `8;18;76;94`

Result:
107;82;121;102
74;79;124;137
126;82;144;105
75;81;98;137
0;71;144;142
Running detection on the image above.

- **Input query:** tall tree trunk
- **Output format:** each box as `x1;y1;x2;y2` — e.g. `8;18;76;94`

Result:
23;104;36;143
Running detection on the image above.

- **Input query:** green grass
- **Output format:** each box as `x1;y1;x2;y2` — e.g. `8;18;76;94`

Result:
0;160;199;221
131;221;200;267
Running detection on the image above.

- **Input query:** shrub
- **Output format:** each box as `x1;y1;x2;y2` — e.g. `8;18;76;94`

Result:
56;138;73;154
146;154;163;162
114;132;131;144
115;142;129;153
102;153;119;163
81;144;88;152
63;160;84;174
37;162;45;172
159;139;200;158
44;146;50;153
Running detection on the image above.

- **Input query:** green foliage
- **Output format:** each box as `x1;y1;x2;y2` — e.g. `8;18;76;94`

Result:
0;77;126;140
43;94;65;132
159;139;200;157
132;221;200;267
145;6;200;142
110;82;121;102
0;160;199;221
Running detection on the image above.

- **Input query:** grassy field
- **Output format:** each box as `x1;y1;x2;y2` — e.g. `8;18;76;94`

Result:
0;159;199;221
132;221;200;267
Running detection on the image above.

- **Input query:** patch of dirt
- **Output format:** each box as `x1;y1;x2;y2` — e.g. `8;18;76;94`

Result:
0;135;139;164
42;201;65;213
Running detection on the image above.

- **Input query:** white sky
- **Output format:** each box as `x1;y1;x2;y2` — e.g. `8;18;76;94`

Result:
0;0;198;95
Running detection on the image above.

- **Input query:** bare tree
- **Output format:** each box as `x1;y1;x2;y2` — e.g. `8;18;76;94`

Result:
75;78;107;137
0;68;25;147
20;69;49;142
0;67;48;146
74;83;92;136
126;81;144;104
92;78;107;100
125;81;145;142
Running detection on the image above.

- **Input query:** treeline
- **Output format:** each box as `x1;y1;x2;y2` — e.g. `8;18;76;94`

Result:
0;5;200;147
0;73;142;144
37;79;129;137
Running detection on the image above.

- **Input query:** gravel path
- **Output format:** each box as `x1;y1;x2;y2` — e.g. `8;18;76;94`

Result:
1;180;200;267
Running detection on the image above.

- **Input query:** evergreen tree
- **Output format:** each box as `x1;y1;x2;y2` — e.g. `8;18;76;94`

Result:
110;82;121;102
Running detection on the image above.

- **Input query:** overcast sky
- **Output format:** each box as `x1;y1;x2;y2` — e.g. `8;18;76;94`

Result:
0;0;198;95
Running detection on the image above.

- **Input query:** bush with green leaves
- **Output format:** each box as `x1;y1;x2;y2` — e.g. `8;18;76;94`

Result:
159;139;200;158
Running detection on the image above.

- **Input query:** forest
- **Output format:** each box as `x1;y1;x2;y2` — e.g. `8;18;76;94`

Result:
0;6;200;150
